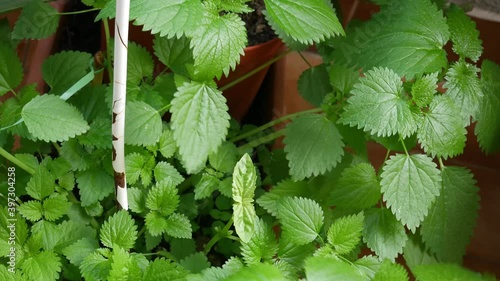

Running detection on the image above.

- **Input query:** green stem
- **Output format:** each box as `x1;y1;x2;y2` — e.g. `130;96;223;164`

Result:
238;130;285;151
157;103;171;114
384;149;391;163
219;50;292;92
137;225;146;238
0;147;35;175
298;51;313;68
52;142;61;154
438;157;445;170
204;217;233;255
103;18;113;82
230;108;323;142
58;8;99;15
400;137;409;156
316;234;325;246
156;250;178;262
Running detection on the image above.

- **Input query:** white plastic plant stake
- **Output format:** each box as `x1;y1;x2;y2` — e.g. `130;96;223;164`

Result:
112;0;130;210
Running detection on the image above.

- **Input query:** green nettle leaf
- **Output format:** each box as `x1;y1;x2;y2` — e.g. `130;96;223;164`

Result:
80;251;112;281
331;163;381;212
411;72;438;108
277;197;324;245
31;220;61;250
403;233;438;269
165;213;192;239
0;44;23;95
417;95;467;159
475;60;500;153
341;67;419;138
42;51;92;96
154;161;184;187
81;0;108;8
145;211;168;237
22;95;90;142
241;219;279;265
421;166;479;263
69;84;109;122
140;155;155;187
363;208;408;261
26;165;55;201
76;168;114;207
42;196;72;221
353;255;382;279
206;257;244;280
78;117;112;149
21;251;62;281
304;256;365;281
98;0;203;38
264;0;343;44
154;35;194;77
446;5;482;61
298;64;333;107
146;182;180;216
327;212;364;255
443;61;483;125
332;0;449;79
145;231;163;250
100;210;138;250
257;179;309;217
179;252;210;274
125;152;146;185
209;141;239;173
372;261;409;281
413;263;484;281
328;63;359;94
170;238;196;260
127;41;154;87
232;154;258;243
225;263;285;281
191;12;246;80
194;172;221;200
128;187;147;214
262;9;308;52
380;154;441;232
18;200;43;221
12;0;59;39
108;246;134;281
56;219;98;250
60;139;94;171
217;177;233;198
62;237;100;267
215;0;252;13
157;128;177;158
0;265;25;281
284;114;344;180
125;101;163;146
171;81;230;173
143;258;189;281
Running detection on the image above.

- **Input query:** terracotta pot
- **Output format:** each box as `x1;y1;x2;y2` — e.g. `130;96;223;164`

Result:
0;0;68;101
267;50;323;148
217;38;283;121
102;21;283;121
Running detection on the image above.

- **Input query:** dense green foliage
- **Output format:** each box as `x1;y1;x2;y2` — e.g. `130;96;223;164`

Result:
0;0;499;280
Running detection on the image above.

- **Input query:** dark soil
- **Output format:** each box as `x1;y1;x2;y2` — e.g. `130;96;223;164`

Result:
240;0;277;46
59;0;101;54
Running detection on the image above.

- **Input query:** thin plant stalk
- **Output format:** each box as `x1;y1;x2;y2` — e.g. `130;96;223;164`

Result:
111;0;130;210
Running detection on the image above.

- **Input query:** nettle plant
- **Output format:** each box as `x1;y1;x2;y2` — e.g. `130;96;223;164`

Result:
0;0;499;280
